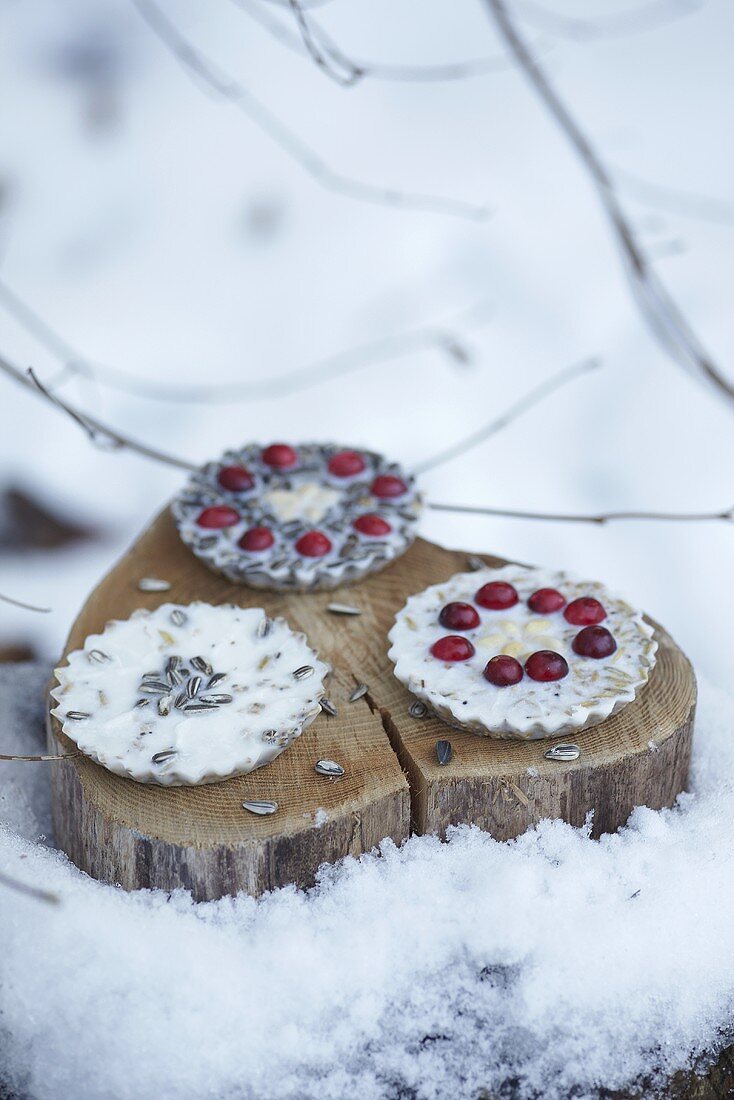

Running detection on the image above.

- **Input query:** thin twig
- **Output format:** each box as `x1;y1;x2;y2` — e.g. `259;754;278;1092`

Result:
0;868;60;906
613;165;734;227
428;500;734;524
0;592;51;613
0;751;79;761
484;0;734;408
288;0;362;85
0;353;196;470
0;278;491;403
414;355;599;474
236;0;526;82
515;0;704;41
130;0;489;221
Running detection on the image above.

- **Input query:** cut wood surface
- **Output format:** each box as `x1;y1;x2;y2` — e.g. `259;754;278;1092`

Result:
48;508;696;900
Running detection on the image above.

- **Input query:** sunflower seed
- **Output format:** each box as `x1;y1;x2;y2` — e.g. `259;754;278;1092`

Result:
166;655;182;673
409;700;429;719
187;675;202;699
135;698;150;709
191;656;213;676
174;690;188;708
256;617;272;639
183;702;219;713
207;673;226;688
138;681;170;695
87;649;110;664
293;665;314;681
315;759;345;778
157;695;172;717
320;698;337;717
198;693;233;705
544;743;581;762
66;711;90;721
466;555;485;572
242;799;278;816
170;609;187;627
436;739;453;766
152;750;177;765
349;683;368;703
327;603;362;616
138;577;172;593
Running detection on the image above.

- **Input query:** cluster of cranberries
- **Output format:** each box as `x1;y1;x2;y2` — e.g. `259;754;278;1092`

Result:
194;445;408;558
430;580;617;687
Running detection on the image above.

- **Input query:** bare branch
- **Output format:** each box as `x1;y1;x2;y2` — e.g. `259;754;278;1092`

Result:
484;0;734;409
235;0;533;82
129;0;490;221
515;0;705;41
415;355;600;474
0;592;51;613
0;868;60;906
0;353;196;470
428;500;734;524
0;277;491;403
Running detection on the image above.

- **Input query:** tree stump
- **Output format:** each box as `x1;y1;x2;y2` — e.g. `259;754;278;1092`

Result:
48;509;696;900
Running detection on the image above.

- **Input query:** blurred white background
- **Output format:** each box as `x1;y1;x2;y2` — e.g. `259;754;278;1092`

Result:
0;0;732;680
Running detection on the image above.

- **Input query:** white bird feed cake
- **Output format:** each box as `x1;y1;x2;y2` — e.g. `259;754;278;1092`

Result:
51;603;330;785
172;441;422;591
388;565;658;739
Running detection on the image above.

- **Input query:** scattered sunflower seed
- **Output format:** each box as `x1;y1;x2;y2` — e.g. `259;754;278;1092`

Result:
170;609;188;627
191;656;213;676
466;555;485;572
436;739;453;766
409;700;429;719
187;675;202;699
320;698;338;717
198;693;233;705
349;683;368;703
544;743;581;762
157;695;172;717
327;603;362;616
87;649;110;664
183;702;219;713
135;698;150;709
138;577;172;593
138;680;170;695
293;665;314;681
66;711;90;721
315;759;345;778
152;750;177;765
256;616;272;639
207;673;226;688
242;799;278;816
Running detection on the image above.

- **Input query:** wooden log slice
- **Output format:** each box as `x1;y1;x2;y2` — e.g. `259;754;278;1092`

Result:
48;510;696;900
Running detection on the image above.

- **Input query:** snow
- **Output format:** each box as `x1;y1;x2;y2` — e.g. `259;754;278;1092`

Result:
1;0;734;1094
1;661;734;1099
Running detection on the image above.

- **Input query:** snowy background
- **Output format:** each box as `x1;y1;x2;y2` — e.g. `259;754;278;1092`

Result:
1;0;733;1096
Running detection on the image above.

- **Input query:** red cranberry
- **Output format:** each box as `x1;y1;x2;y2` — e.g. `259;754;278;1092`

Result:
528;588;566;614
238;526;275;552
295;530;332;557
370;474;407;499
261;443;298;470
525;650;569;682
483;655;523;687
217;465;254;492
564;597;606;626
439;602;480;631
328;450;366;478
196;506;240;529
475;581;519;610
572;626;617;659
354;513;392;537
430;635;476;662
